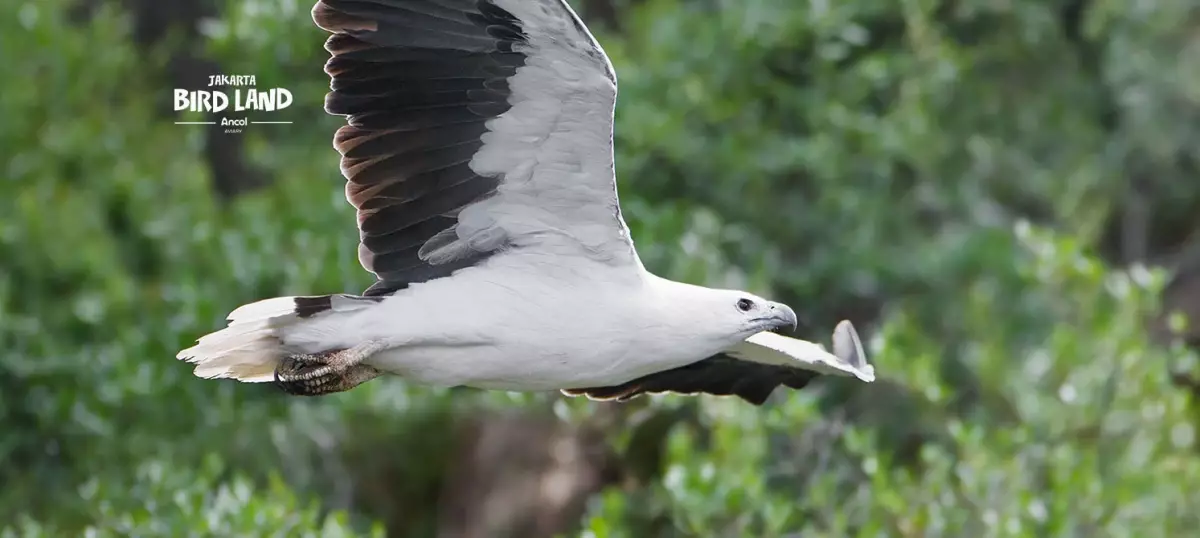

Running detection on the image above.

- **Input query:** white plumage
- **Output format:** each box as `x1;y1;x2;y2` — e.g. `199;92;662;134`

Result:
176;0;875;405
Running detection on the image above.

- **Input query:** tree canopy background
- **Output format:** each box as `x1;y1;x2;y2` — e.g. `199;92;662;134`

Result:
2;0;1199;536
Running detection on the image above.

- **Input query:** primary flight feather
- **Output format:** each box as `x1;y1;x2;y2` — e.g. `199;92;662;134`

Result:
176;0;876;405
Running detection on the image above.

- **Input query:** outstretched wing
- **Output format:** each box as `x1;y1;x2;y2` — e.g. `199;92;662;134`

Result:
312;0;637;296
564;321;876;406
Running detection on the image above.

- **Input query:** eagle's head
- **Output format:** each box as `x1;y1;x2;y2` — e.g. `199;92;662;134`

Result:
657;280;799;345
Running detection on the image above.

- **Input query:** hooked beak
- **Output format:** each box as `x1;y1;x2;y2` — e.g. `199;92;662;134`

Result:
755;302;798;334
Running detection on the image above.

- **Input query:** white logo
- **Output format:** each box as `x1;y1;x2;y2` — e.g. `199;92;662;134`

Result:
174;75;293;133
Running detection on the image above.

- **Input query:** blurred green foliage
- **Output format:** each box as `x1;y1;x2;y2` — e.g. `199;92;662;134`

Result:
1;0;1198;536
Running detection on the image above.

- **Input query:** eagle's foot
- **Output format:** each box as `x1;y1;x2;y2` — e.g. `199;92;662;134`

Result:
275;361;381;396
273;342;386;396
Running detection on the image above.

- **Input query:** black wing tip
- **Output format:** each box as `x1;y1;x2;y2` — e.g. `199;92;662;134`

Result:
312;1;379;35
311;0;529;296
313;0;528;45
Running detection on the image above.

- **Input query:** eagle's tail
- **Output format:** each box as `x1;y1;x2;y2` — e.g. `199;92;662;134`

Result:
175;294;380;383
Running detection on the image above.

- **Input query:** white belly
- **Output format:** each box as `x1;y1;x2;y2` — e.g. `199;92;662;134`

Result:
282;252;727;391
364;331;703;391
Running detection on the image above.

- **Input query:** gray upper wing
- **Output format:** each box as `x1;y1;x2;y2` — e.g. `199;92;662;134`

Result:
313;0;636;296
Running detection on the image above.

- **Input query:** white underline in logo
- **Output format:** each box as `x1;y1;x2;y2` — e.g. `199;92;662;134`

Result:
250;121;293;124
175;121;216;124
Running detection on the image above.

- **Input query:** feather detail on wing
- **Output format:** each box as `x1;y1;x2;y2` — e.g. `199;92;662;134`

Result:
730;321;876;383
562;320;875;406
312;0;638;296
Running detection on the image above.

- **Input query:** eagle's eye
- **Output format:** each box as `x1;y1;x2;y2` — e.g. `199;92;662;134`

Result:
736;298;754;312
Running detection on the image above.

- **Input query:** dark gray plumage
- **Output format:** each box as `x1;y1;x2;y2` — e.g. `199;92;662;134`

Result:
563;353;821;405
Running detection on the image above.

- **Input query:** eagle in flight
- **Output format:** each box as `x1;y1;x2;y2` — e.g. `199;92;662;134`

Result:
177;0;876;405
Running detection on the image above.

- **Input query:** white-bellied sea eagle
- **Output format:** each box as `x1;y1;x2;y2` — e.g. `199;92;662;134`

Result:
176;0;876;405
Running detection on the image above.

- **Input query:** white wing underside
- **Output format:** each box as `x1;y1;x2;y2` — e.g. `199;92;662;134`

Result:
728;320;877;382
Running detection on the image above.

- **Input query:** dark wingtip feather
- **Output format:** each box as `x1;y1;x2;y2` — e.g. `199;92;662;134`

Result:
312;1;379;34
561;354;821;406
311;0;529;297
